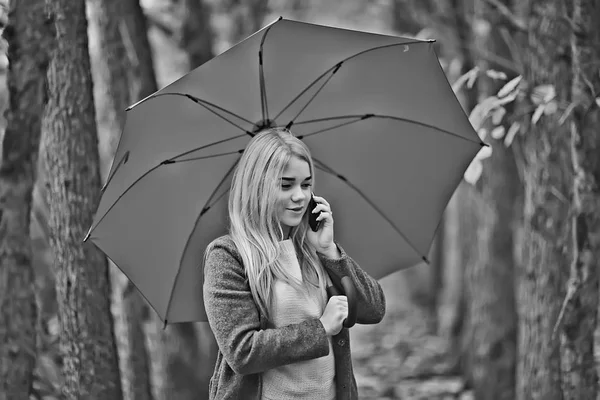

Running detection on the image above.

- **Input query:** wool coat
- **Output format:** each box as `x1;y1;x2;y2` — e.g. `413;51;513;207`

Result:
203;235;386;399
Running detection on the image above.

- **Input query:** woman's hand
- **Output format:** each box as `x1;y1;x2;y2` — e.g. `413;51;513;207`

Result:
319;295;348;336
306;194;338;256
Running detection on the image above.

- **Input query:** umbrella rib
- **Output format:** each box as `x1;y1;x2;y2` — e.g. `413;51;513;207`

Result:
148;92;255;134
165;157;240;323
295;113;487;147
258;18;280;123
84;151;241;242
312;158;430;264
273;39;433;127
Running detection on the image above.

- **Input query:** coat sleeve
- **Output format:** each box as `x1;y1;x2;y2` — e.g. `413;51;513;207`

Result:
203;240;330;376
318;242;386;325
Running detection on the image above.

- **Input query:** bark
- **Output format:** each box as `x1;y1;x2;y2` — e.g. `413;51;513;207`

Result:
144;320;207;400
516;1;572;399
119;281;154;400
226;0;269;44
121;0;159;101
179;0;213;70
425;222;443;334
445;0;478;375
462;1;519;398
87;1;155;398
40;0;122;398
121;3;211;398
558;0;600;398
0;0;48;397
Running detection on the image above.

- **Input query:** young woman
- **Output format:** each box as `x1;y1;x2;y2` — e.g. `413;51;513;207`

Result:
203;128;386;400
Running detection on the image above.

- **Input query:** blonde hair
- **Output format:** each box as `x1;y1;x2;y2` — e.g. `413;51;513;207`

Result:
205;128;328;321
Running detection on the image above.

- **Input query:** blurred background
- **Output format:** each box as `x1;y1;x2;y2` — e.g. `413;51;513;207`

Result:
1;0;599;399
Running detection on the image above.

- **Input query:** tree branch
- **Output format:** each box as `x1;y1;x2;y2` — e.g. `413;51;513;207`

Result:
483;0;527;32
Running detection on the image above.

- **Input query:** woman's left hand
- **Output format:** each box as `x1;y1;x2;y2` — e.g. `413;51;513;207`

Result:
306;195;338;256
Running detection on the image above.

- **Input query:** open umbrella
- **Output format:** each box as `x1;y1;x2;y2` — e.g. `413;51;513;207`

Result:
85;17;486;325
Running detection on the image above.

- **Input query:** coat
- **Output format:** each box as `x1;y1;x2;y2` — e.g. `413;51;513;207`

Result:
203;235;386;399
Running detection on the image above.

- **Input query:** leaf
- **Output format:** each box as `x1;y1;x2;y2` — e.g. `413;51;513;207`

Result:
491;126;506;139
544;100;558;115
466;67;479;89
469;96;502;130
497;75;523;98
491;107;506;125
478;128;488;141
476;144;493;160
464;160;483;185
532;104;545;124
531;84;555;105
452;66;479;93
504;122;520;147
485;69;508;80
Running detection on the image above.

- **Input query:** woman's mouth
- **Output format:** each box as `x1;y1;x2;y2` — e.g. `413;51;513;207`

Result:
288;206;303;213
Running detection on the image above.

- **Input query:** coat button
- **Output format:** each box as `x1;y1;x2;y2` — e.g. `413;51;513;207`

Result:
338;339;345;346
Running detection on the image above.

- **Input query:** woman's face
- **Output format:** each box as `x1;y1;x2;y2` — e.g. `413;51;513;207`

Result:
277;156;312;237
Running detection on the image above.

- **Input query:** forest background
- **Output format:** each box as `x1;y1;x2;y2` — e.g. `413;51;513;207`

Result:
0;0;599;399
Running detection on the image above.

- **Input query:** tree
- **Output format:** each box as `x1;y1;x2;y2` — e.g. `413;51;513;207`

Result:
0;0;48;397
460;1;520;398
179;0;213;69
122;0;159;101
516;0;572;398
39;0;122;397
557;0;600;398
87;0;153;398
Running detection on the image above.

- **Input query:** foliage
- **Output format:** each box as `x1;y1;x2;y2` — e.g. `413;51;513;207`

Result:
455;65;584;185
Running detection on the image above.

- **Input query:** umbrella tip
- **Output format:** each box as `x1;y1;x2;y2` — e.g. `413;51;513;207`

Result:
481;141;490;147
422;256;430;264
83;230;91;242
427;39;436;43
278;16;283;21
162;320;168;330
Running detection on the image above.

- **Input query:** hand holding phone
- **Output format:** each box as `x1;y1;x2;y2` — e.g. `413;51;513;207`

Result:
308;194;322;232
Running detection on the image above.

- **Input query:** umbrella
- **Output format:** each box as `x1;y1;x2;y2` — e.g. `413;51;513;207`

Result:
84;17;486;325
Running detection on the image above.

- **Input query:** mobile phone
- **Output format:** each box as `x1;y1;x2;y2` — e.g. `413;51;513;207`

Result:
308;194;322;232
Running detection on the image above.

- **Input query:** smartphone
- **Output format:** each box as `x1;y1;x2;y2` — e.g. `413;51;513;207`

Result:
308;194;322;232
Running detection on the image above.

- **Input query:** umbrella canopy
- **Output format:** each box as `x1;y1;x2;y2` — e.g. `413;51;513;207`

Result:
85;18;485;325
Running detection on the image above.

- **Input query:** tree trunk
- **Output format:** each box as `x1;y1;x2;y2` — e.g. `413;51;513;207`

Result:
558;0;600;398
144;321;207;400
121;3;212;397
40;0;122;398
227;0;269;44
463;1;519;398
87;1;155;399
0;0;48;397
516;1;572;399
179;0;213;70
121;0;159;101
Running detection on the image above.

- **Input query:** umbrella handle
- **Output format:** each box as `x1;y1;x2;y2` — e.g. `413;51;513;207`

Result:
341;276;357;328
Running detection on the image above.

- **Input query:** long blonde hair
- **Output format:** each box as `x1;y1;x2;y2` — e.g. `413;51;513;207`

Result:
206;128;328;321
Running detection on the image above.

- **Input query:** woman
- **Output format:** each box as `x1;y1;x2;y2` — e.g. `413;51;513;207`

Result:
203;128;385;400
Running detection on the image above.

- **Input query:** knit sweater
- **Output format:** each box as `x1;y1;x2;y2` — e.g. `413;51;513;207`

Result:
261;239;336;400
203;234;386;400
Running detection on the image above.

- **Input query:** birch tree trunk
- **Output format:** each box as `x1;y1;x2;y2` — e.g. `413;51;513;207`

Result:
517;1;572;398
40;0;122;397
558;0;600;398
0;0;48;397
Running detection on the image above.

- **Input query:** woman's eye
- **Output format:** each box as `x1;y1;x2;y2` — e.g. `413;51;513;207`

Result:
302;183;312;188
281;185;291;190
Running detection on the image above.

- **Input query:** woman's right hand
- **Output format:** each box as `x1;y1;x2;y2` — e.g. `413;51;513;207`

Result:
319;295;348;336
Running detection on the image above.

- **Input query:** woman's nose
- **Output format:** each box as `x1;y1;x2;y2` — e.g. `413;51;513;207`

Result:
291;187;306;201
